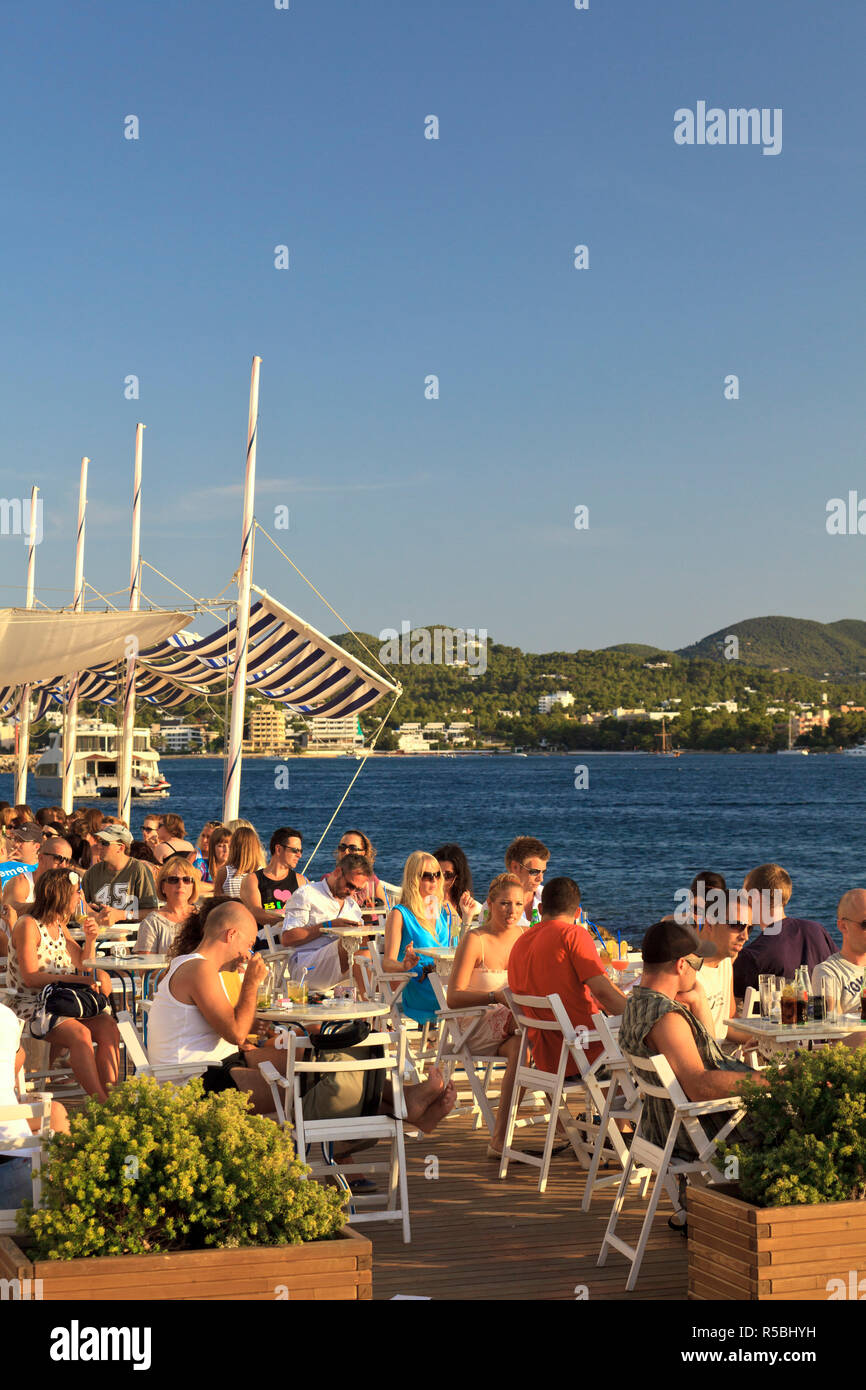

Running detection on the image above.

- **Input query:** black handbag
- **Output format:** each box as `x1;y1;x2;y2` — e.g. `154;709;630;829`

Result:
30;980;111;1039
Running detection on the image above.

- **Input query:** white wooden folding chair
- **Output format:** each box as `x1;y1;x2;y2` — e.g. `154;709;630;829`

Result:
0;1091;52;1235
580;1012;648;1211
597;1048;745;1290
360;944;429;1083
115;1011;207;1084
429;972;507;1134
259;1026;411;1242
498;990;609;1194
741;986;761;1019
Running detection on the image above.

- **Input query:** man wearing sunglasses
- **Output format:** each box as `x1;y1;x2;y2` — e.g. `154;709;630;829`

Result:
241;827;307;951
1;833;74;933
280;853;371;991
620;921;764;1163
693;914;758;1048
811;888;866;1017
504;836;550;926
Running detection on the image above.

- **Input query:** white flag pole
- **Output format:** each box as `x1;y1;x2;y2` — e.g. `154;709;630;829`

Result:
222;356;261;823
62;457;89;814
117;425;144;823
14;487;40;805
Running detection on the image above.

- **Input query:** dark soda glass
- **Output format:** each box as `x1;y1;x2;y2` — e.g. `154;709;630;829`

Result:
795;997;808;1025
812;996;825;1022
780;997;797;1026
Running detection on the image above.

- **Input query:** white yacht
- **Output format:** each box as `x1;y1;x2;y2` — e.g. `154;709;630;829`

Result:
843;742;866;757
33;720;170;800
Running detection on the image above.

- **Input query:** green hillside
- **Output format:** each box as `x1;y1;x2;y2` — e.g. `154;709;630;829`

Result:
676;617;866;677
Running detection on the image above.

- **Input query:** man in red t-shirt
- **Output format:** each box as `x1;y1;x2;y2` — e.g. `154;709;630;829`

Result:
508;876;627;1074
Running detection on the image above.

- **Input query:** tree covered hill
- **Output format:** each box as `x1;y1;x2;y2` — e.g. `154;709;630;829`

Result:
676;616;866;678
334;624;866;728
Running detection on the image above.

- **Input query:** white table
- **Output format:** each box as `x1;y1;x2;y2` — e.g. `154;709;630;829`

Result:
322;923;385;938
743;1013;861;1056
256;998;391;1025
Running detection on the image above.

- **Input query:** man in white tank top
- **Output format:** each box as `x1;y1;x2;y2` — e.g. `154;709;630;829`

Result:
148;902;268;1074
148;901;460;1130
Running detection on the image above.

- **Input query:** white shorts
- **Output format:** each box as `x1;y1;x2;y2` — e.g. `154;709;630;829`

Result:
292;939;344;991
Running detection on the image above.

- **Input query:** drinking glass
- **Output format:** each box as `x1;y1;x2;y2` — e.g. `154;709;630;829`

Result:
822;978;839;1025
759;974;775;1021
287;962;308;1006
342;932;363;1002
780;981;798;1026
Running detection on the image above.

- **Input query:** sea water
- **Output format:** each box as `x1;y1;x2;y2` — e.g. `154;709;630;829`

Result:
5;753;861;944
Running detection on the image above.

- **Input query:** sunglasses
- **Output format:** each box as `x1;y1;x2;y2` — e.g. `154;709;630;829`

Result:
42;851;72;864
420;870;442;883
344;882;368;896
522;866;545;879
338;843;364;854
440;869;456;881
279;843;302;854
164;876;194;886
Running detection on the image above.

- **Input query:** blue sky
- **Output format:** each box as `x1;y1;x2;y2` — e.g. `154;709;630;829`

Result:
0;0;862;653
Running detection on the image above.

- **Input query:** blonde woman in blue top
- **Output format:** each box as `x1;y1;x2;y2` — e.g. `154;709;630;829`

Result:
383;851;451;1027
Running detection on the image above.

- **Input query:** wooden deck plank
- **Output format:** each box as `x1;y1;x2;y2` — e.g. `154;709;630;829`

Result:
360;1112;688;1300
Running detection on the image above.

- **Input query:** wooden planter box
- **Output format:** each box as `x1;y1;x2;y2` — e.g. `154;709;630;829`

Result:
688;1183;866;1301
0;1226;371;1301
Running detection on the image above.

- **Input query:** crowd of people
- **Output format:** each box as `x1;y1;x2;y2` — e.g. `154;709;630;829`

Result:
1;796;862;1219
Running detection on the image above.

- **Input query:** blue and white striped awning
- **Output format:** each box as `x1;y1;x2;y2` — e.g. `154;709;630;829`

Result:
0;587;399;719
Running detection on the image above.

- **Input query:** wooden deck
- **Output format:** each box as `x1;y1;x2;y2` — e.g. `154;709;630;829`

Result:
364;1111;688;1301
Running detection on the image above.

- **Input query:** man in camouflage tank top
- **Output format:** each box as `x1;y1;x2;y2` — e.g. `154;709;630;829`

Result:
619;920;762;1160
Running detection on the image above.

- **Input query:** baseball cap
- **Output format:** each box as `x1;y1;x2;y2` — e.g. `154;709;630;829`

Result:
95;825;133;847
641;920;718;964
13;825;43;843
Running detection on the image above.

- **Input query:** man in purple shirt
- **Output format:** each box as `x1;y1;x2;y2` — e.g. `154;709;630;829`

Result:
732;862;834;999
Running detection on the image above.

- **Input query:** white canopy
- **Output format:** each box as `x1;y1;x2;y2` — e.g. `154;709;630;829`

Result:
0;608;190;685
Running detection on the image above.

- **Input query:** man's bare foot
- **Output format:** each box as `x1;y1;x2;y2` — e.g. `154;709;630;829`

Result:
403;1067;446;1126
410;1079;457;1134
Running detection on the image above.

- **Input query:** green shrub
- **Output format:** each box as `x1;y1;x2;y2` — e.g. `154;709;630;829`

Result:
722;1044;866;1207
19;1076;347;1259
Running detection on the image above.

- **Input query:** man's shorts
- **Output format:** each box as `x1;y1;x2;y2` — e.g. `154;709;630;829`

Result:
301;1049;367;1121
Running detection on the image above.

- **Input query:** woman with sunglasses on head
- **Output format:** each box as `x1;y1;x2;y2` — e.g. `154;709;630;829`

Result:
434;843;482;938
334;828;390;911
6;868;120;1102
383;852;453;1028
447;872;526;1156
241;826;308;951
136;857;202;956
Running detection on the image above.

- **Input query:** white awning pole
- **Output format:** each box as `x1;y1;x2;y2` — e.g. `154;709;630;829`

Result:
62;457;89;814
117;425;144;823
14;487;40;805
223;356;261;823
